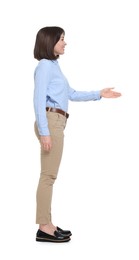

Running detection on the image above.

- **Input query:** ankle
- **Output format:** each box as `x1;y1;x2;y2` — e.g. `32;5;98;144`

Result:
39;224;47;229
39;224;56;236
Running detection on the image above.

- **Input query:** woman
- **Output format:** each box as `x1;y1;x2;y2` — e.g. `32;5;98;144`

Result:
33;26;121;243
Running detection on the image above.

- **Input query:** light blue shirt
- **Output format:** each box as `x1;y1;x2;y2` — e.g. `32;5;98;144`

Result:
33;59;101;136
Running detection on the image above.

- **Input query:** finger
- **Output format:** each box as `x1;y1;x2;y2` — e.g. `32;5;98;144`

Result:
44;143;52;151
113;91;121;95
42;143;49;151
112;93;121;97
109;87;115;91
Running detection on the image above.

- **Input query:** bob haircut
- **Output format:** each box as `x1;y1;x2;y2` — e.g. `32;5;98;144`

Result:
34;26;65;61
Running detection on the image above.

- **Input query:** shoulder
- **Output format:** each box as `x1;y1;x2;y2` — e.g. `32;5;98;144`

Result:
39;59;58;65
37;59;58;70
34;59;53;75
38;59;53;68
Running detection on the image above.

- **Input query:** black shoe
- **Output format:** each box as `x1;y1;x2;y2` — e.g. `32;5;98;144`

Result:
36;229;70;243
57;226;72;237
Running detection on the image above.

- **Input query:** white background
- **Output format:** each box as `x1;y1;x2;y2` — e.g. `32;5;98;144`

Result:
0;0;139;259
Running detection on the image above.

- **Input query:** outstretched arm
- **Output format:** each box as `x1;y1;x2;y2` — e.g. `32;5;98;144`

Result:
68;85;121;102
100;87;121;98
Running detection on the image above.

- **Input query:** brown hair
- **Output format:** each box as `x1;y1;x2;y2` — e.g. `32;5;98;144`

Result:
34;26;65;60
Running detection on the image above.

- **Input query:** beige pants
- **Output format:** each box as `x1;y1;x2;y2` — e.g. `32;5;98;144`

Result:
34;111;67;224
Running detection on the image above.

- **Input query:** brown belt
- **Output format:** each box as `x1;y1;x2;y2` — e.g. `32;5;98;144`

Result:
46;107;69;119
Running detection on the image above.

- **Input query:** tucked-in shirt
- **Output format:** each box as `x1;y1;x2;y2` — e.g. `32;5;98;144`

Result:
33;59;101;136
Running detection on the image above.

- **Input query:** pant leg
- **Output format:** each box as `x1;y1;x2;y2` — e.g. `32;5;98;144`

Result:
34;112;67;224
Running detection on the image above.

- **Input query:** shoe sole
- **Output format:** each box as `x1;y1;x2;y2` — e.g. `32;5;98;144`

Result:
36;237;71;243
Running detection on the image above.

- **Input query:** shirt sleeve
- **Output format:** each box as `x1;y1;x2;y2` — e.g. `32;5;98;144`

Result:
68;86;102;101
33;61;52;136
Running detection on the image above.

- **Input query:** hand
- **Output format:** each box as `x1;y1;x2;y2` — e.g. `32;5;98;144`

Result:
100;87;121;98
40;135;52;152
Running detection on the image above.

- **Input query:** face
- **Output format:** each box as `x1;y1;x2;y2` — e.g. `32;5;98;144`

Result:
54;33;67;56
